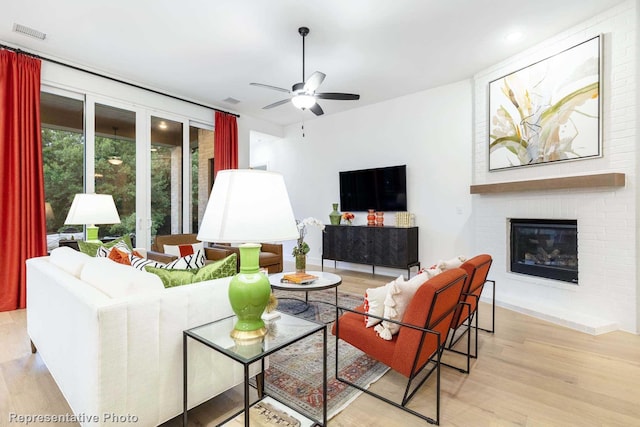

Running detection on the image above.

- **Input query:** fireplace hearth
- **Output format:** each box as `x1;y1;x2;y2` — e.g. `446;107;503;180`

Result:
510;219;578;284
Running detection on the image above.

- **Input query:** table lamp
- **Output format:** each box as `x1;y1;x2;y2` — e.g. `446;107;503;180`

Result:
64;194;121;243
197;169;299;343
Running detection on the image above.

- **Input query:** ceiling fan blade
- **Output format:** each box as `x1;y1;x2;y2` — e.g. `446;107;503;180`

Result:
316;92;360;101
303;71;326;93
250;82;291;93
263;98;291;109
310;102;324;116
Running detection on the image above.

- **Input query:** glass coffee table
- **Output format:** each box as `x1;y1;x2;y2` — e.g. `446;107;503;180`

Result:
183;312;326;426
269;271;342;319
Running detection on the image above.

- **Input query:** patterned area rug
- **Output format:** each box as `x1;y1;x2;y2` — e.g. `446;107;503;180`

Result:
266;289;389;421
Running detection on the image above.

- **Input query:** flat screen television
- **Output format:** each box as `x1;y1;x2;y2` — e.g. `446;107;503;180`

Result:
339;165;407;212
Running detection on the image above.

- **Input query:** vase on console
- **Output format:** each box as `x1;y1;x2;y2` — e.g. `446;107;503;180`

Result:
329;203;341;225
367;209;375;226
375;211;384;227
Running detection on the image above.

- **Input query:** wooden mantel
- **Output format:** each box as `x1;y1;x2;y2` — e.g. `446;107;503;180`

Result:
470;173;625;194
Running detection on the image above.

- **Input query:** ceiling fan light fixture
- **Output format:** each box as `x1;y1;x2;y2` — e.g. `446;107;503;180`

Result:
291;94;316;109
108;156;123;165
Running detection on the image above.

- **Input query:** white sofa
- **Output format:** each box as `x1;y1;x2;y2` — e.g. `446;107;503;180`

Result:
26;247;253;426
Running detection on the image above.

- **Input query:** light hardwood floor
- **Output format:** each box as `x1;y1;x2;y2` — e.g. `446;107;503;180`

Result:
2;264;640;426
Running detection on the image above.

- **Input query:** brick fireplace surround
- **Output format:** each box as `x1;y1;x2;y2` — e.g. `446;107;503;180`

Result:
470;1;637;334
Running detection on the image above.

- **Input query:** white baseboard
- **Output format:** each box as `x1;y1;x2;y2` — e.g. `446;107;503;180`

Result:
481;296;619;335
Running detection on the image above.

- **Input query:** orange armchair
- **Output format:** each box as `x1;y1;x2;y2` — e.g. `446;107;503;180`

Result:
447;254;494;359
332;268;468;425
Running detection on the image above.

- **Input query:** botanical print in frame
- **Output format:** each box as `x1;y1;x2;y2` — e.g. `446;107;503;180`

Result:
488;35;601;171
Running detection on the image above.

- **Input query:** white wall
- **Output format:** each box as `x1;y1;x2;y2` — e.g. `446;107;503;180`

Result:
472;0;638;333
258;80;474;276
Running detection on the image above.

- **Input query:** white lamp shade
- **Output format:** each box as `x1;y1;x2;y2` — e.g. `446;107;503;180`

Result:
197;169;299;243
291;94;316;109
64;194;121;225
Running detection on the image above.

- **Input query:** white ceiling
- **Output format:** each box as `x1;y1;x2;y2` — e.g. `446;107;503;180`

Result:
0;0;625;126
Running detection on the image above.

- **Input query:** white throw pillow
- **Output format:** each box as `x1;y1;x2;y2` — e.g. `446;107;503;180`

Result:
49;246;91;278
420;266;442;278
374;272;429;340
80;257;164;298
437;256;467;271
164;242;204;257
363;277;400;328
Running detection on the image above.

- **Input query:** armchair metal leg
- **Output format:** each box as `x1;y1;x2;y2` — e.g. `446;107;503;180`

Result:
477;279;495;333
442;302;472;373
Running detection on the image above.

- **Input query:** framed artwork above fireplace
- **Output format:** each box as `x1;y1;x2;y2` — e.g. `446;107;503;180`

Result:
488;35;602;171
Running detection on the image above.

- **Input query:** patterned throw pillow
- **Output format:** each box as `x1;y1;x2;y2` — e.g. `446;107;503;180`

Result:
193;253;237;282
163;242;204;257
163;250;206;269
96;241;132;258
78;235;133;257
145;254;237;288
130;256;165;271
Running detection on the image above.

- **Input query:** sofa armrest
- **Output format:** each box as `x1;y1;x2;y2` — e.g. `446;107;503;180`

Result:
146;250;178;263
260;243;283;255
204;247;234;261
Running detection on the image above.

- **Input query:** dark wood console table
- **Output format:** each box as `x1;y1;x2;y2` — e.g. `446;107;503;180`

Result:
322;225;420;277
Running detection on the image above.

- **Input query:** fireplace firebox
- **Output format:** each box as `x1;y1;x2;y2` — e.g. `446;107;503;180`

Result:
510;219;578;284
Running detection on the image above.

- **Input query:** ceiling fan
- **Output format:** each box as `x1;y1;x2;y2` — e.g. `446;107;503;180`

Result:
250;27;360;116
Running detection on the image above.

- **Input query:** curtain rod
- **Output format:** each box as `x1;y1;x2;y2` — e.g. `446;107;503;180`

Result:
0;43;240;118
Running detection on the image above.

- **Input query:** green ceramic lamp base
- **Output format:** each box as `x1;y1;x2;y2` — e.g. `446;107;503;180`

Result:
228;243;271;343
85;225;102;243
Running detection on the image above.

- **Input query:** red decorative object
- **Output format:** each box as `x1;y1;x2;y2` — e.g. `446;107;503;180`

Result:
367;209;376;226
375;211;384;227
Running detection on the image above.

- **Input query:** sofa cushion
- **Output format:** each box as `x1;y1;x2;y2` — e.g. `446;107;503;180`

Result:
49;246;91;278
77;235;133;257
145;254;237;288
80;257;164;298
164;242;204;257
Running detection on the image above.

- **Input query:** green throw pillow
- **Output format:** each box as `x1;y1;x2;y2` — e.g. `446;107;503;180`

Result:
194;253;238;281
78;235;133;257
143;268;194;288
146;253;237;288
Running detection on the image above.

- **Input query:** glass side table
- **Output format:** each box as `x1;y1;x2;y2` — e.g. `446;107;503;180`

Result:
183;312;327;427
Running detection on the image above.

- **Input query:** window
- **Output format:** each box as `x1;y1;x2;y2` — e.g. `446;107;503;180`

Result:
40;92;84;248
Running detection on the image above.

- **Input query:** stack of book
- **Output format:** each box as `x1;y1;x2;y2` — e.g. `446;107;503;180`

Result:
280;273;318;284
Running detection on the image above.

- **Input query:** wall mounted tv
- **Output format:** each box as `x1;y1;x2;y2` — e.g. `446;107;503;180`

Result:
339;165;407;212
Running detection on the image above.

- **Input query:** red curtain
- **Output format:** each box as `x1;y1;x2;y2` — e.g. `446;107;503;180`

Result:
213;111;238;178
0;50;46;311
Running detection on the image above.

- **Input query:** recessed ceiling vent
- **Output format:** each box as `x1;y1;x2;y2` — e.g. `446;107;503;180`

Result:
13;23;46;40
222;97;240;105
